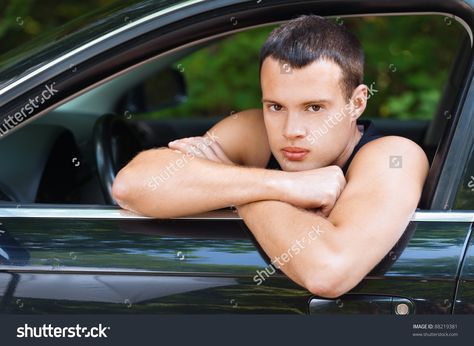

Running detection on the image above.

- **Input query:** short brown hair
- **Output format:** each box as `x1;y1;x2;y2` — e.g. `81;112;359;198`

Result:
259;15;364;101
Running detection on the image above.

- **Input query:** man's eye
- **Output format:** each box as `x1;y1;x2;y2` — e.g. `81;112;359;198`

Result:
269;104;283;111
308;105;322;112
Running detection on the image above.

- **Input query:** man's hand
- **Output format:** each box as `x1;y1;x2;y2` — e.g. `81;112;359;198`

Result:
275;165;346;216
168;136;235;165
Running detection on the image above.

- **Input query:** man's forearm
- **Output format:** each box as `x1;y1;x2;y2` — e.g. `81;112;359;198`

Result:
112;147;286;218
237;200;344;297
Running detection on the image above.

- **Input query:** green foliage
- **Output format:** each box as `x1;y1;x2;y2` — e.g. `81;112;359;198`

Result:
156;26;276;118
154;15;466;120
350;16;466;120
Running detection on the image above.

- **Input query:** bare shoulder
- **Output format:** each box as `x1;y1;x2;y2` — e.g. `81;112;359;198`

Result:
205;108;271;167
346;135;429;187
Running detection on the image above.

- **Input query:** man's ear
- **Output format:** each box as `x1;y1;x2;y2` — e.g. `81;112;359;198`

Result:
348;84;368;119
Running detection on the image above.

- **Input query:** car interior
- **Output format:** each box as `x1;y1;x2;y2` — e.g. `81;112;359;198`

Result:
0;15;471;211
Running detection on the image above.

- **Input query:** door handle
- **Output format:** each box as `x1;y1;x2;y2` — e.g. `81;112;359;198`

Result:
309;294;414;314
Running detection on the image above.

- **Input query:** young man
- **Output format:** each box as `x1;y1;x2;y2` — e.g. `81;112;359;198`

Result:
112;15;429;298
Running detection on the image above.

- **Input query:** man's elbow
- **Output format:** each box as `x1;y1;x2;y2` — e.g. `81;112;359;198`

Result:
112;169;134;208
112;165;172;218
111;149;157;208
304;276;345;299
302;261;353;299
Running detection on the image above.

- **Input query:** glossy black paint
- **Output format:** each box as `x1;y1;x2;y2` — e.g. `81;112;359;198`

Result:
0;217;471;314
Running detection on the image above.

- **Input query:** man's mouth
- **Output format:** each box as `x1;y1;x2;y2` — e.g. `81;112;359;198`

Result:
281;147;310;161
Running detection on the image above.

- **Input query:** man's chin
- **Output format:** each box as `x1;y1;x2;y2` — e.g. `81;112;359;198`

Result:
278;155;326;171
281;162;317;172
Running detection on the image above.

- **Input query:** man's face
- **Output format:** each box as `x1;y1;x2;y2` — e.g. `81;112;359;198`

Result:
261;57;359;172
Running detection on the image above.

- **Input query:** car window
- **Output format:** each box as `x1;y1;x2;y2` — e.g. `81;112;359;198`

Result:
0;14;470;208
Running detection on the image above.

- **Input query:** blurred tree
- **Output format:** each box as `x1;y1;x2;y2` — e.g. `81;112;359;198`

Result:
351;16;466;120
154;16;466;121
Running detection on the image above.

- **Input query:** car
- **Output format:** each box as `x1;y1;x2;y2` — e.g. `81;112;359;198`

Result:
0;0;473;314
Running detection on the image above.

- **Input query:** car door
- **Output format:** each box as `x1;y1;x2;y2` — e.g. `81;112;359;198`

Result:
0;208;312;314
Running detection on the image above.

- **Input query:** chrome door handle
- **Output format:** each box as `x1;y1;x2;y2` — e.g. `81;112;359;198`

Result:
309;294;414;314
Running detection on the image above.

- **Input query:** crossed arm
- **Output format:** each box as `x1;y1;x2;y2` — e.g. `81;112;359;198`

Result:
113;131;428;298
237;137;428;297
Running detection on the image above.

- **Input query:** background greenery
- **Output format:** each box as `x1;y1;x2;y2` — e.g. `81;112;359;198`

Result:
0;1;468;120
161;15;467;120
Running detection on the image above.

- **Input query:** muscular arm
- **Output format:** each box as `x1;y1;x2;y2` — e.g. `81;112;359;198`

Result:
237;136;429;298
112;109;342;218
112;109;275;217
112;146;283;218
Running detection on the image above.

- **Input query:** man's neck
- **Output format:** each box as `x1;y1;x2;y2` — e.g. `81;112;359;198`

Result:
332;124;364;169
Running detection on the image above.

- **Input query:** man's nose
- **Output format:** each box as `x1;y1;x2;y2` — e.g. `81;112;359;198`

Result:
283;112;306;139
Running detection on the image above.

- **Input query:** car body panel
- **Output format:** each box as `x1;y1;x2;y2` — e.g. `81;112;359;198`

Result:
0;213;471;314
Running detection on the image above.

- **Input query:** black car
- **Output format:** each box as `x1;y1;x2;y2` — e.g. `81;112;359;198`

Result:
0;0;473;314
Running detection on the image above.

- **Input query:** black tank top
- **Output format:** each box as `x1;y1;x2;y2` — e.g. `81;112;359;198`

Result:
265;119;384;174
